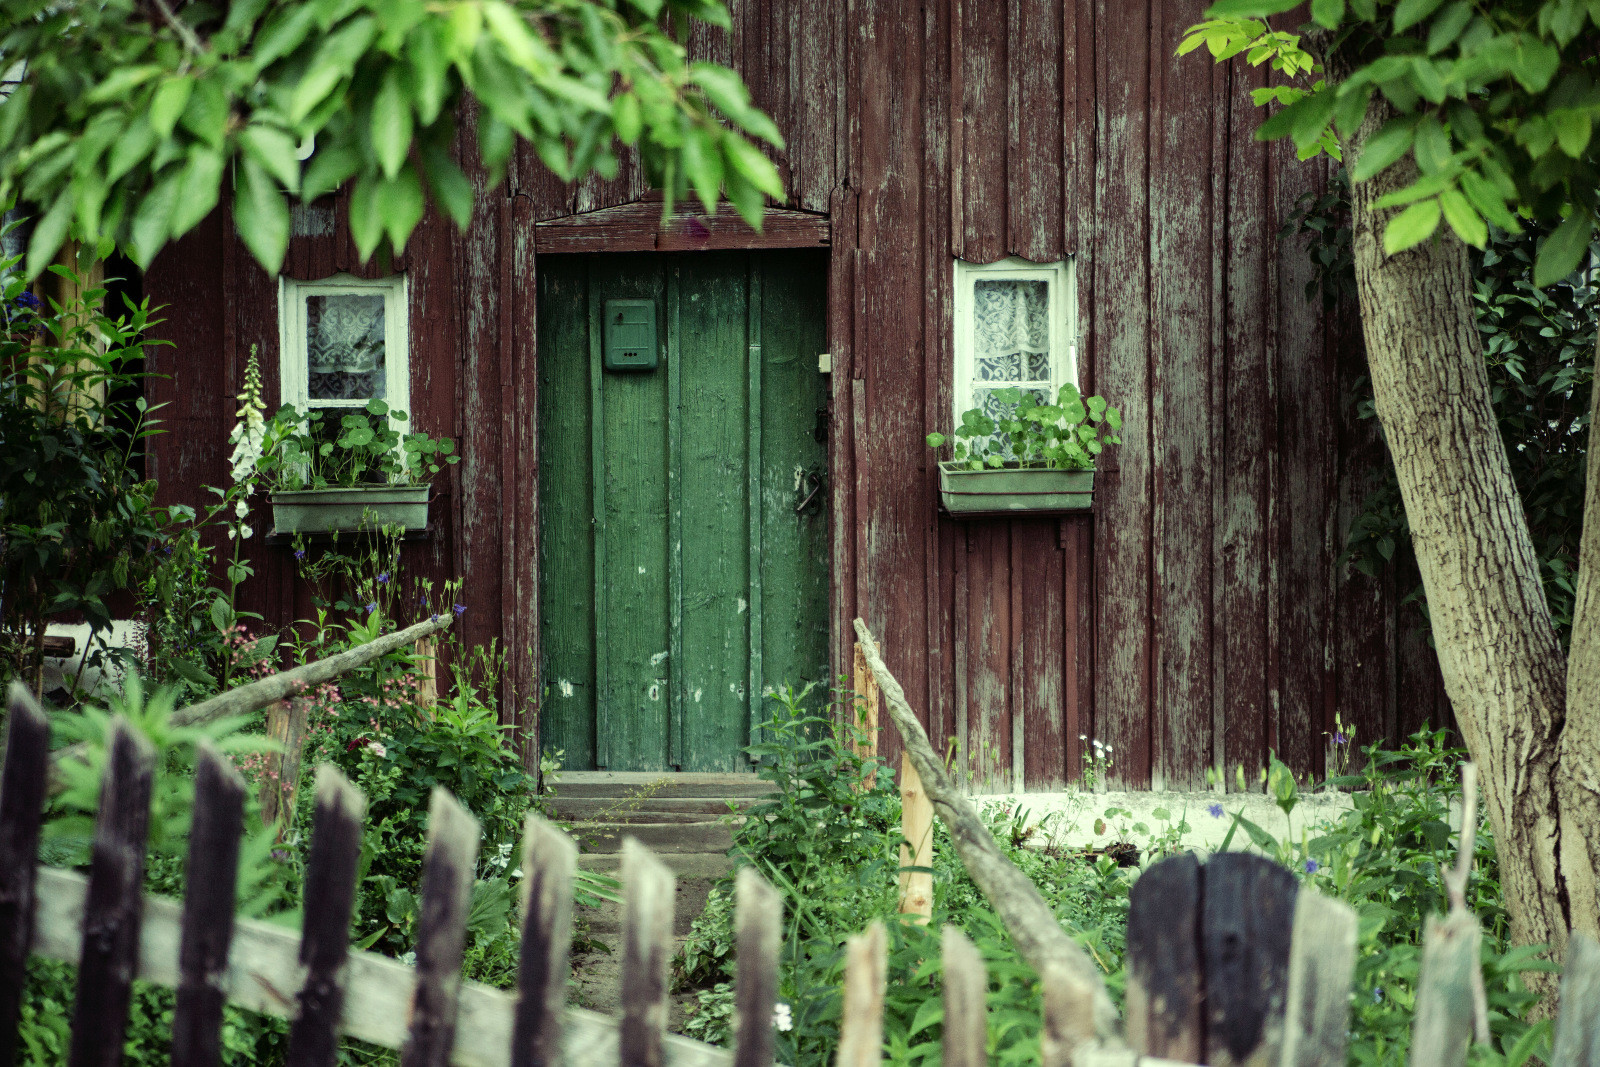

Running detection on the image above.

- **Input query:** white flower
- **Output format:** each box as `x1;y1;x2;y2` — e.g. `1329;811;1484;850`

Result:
235;498;249;520
366;741;387;758
239;524;253;540
772;1003;793;1031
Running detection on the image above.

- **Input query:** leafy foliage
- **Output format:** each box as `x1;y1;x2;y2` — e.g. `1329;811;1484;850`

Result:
1288;174;1599;639
1180;0;1600;285
0;254;172;689
926;384;1123;471
0;0;784;277
262;399;459;490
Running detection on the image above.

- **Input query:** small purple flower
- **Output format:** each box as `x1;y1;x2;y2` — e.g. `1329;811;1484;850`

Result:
452;603;466;616
1207;803;1224;819
294;548;306;560
376;572;389;584
1303;859;1319;874
365;602;378;614
271;849;290;863
1334;732;1348;745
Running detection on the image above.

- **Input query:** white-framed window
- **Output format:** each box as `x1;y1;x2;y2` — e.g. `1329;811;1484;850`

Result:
278;273;409;420
953;257;1076;426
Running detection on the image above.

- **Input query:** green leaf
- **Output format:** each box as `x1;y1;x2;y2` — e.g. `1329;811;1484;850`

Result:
179;79;229;149
1534;212;1593;288
421;143;474;230
1550;110;1592;158
210;595;231;635
1458;169;1521;232
682;125;724;215
234;155;290;275
149;76;194;140
85;65;163;106
128;168;183;268
723;135;783;199
171;146;226;238
1393;0;1444;32
1351;118;1416;182
371;68;414;180
1412;115;1450;173
1426;1;1472;53
613;93;643;144
252;3;320;68
1383;198;1442;255
378;167;425;253
240;124;301;194
482;0;551;74
106;118;158;186
1438;187;1486;248
1204;0;1302;14
405;21;452;126
302;146;362;201
26;192;72;279
693;63;785;148
1310;0;1344;27
288;16;378;123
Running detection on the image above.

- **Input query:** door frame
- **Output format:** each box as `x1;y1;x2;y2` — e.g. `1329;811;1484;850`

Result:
527;196;845;772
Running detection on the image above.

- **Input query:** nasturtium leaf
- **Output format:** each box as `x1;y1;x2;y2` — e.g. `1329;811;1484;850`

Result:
1534;211;1593;288
148;76;194;140
234;155;290;276
370;69;414;180
1351;117;1417;182
1393;0;1445;32
1383;198;1442;255
1438;187;1486;248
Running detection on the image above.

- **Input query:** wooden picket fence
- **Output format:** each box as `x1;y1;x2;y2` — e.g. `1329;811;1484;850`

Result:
6;626;1600;1066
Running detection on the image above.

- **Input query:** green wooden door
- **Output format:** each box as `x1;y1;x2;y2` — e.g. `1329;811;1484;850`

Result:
538;251;830;772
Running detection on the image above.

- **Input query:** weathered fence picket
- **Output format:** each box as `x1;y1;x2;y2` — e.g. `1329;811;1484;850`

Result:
939;927;985;1067
621;838;676;1067
171;742;247;1067
510;813;576;1067
733;867;781;1067
402;790;481;1067
0;685;49;1065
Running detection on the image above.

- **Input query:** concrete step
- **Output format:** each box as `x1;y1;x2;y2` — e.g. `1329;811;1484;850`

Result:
549;796;751;822
555;771;777;800
572;820;734;855
578;851;733;880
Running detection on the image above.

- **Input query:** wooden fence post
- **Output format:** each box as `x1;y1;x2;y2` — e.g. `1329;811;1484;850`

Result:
836;922;886;1067
1279;889;1359;1067
941;927;986;1067
414;638;440;710
69;717;155;1067
171;742;247;1067
0;684;50;1065
851;643;879;789
1552;931;1600;1067
733;867;782;1067
1125;852;1202;1061
400;789;481;1067
510;813;577;1067
1409;911;1482;1067
1039;964;1105;1067
286;765;367;1067
620;838;676;1067
260;697;309;828
898;753;933;923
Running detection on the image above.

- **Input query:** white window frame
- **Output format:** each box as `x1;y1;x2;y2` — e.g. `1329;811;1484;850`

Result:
278;273;410;424
952;256;1077;426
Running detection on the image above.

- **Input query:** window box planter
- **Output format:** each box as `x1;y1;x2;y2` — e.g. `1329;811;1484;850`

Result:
938;461;1094;516
270;485;430;535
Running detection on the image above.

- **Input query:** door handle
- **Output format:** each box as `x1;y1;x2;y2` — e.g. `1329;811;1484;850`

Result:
795;471;826;514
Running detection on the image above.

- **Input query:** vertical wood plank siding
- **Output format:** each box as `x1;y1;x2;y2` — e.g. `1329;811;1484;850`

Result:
145;0;1448;788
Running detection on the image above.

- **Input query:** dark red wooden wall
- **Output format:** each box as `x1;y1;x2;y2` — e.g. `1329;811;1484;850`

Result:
144;0;1451;790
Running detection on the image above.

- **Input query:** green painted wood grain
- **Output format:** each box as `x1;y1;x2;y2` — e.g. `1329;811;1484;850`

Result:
755;251;831;722
676;253;752;772
536;258;598;768
594;255;672;771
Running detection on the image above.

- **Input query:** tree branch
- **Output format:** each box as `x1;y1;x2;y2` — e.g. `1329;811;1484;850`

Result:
851;618;1117;1041
146;0;206;57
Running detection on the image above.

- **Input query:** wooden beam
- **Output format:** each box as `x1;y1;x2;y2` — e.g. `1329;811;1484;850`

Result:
535;202;829;254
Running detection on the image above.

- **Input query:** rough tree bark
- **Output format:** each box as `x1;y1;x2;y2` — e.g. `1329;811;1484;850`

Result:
1334;92;1598;981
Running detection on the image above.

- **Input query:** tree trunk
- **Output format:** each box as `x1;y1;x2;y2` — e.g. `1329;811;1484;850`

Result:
1339;105;1588;980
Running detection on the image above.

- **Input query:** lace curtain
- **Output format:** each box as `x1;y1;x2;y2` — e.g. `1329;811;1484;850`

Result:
971;278;1051;431
306;293;387;401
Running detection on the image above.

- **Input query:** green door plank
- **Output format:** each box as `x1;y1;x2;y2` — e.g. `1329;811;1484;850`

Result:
536;258;598;768
756;251;832;716
667;265;685;769
745;260;764;753
593;255;672;771
675;252;752;772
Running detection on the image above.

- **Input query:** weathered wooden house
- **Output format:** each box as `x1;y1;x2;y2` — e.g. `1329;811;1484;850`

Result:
143;0;1450;792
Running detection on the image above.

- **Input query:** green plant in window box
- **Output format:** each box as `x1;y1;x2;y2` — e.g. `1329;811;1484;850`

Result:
926;385;1122;516
262;399;459;536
